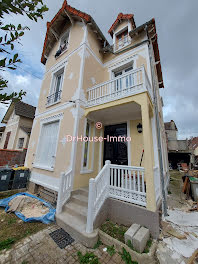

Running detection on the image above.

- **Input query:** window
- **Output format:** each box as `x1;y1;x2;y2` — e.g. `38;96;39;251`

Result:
0;132;3;142
18;138;24;149
55;30;69;58
115;29;130;50
4;131;11;149
83;122;90;168
35;121;59;169
113;65;133;91
47;68;64;105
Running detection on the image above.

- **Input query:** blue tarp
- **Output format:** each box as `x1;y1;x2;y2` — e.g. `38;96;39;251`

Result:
0;192;56;224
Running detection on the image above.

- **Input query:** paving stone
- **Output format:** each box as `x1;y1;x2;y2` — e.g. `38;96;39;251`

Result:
132;226;150;253
124;223;140;244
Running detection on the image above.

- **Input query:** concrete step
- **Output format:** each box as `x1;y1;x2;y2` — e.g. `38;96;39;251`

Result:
63;201;88;222
56;211;98;248
72;187;89;197
71;194;88;207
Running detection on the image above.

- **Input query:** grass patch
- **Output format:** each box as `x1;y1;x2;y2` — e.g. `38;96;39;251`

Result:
106;245;115;256
143;239;152;253
77;251;100;264
93;239;102;249
100;220;128;243
0;208;47;253
0;238;16;250
119;247;138;264
0;190;22;200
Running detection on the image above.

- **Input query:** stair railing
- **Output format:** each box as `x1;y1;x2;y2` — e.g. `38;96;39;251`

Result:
56;168;72;214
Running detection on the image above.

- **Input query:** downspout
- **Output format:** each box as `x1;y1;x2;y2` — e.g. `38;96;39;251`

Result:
146;26;168;216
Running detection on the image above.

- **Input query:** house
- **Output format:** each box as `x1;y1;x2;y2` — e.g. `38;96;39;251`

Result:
25;0;169;246
0;126;5;143
0;101;36;151
189;137;198;168
165;120;192;169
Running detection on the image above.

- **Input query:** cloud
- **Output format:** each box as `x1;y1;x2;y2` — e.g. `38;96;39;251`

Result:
0;0;197;140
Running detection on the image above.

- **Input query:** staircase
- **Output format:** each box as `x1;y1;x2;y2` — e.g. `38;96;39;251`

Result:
56;187;98;248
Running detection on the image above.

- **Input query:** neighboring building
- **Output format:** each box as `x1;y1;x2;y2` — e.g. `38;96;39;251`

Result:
26;0;169;246
0;101;36;150
165;120;192;169
189;137;198;167
0;126;5;142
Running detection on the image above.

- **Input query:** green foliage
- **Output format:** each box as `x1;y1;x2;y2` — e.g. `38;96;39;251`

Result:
8;218;16;225
127;240;134;250
106;245;115;256
100;220;128;243
0;0;48;103
0;238;16;250
77;251;100;264
93;239;102;249
143;239;152;254
119;248;138;264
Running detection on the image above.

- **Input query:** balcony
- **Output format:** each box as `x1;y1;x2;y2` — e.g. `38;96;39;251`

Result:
46;90;62;106
86;66;153;108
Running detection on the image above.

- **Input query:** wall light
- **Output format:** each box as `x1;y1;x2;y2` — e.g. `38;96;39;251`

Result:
137;123;143;133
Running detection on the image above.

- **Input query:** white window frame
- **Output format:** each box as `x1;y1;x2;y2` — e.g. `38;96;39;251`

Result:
33;113;63;172
18;137;24;149
47;67;65;106
55;29;71;59
80;119;94;174
114;26;131;52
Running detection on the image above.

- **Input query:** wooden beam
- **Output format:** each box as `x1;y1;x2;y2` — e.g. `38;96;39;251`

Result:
64;9;74;25
50;28;59;41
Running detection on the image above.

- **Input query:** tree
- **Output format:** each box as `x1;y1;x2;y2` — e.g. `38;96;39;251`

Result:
0;0;48;103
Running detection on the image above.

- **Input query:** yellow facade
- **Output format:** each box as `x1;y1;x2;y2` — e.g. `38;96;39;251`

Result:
26;12;168;213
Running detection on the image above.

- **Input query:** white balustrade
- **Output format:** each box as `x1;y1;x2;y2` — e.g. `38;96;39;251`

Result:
86;161;146;233
56;169;72;214
86;66;152;107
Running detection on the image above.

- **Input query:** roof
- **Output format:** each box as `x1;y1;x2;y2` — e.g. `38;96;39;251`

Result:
108;13;136;37
2;101;36;123
20;126;32;135
41;0;109;64
164;120;178;131
129;18;164;88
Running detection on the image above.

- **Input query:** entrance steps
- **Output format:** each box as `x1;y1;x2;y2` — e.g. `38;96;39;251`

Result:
56;187;98;248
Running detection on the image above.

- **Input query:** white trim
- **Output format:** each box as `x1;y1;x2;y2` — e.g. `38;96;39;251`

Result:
98;129;103;173
35;102;72;119
127;120;131;166
30;171;59;191
33;165;54;172
34;113;63;170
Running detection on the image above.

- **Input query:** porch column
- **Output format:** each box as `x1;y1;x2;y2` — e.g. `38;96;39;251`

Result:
141;99;156;212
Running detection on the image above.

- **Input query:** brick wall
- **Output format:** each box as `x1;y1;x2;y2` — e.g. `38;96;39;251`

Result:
0;148;27;167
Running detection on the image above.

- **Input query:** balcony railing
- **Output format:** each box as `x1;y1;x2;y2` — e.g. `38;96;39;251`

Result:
46;90;62;106
86;66;153;108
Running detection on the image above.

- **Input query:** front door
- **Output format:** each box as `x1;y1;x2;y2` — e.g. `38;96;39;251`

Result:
103;123;128;165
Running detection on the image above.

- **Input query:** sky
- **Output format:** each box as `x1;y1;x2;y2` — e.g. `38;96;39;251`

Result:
0;0;198;139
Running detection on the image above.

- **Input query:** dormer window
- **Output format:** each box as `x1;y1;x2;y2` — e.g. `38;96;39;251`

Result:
55;30;70;58
115;28;131;51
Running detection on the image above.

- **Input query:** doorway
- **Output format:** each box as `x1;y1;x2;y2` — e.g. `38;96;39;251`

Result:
103;123;128;165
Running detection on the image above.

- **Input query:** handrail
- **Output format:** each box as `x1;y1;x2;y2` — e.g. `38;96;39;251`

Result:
86;161;146;233
56;168;72;214
87;67;144;92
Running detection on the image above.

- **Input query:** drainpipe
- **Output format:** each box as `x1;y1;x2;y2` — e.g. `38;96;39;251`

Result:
146;27;168;216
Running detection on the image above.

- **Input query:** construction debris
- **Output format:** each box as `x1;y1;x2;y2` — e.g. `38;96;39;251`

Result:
8;195;49;218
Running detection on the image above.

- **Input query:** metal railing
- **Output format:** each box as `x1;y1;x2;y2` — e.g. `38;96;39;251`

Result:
86;66;152;107
46;90;62;106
